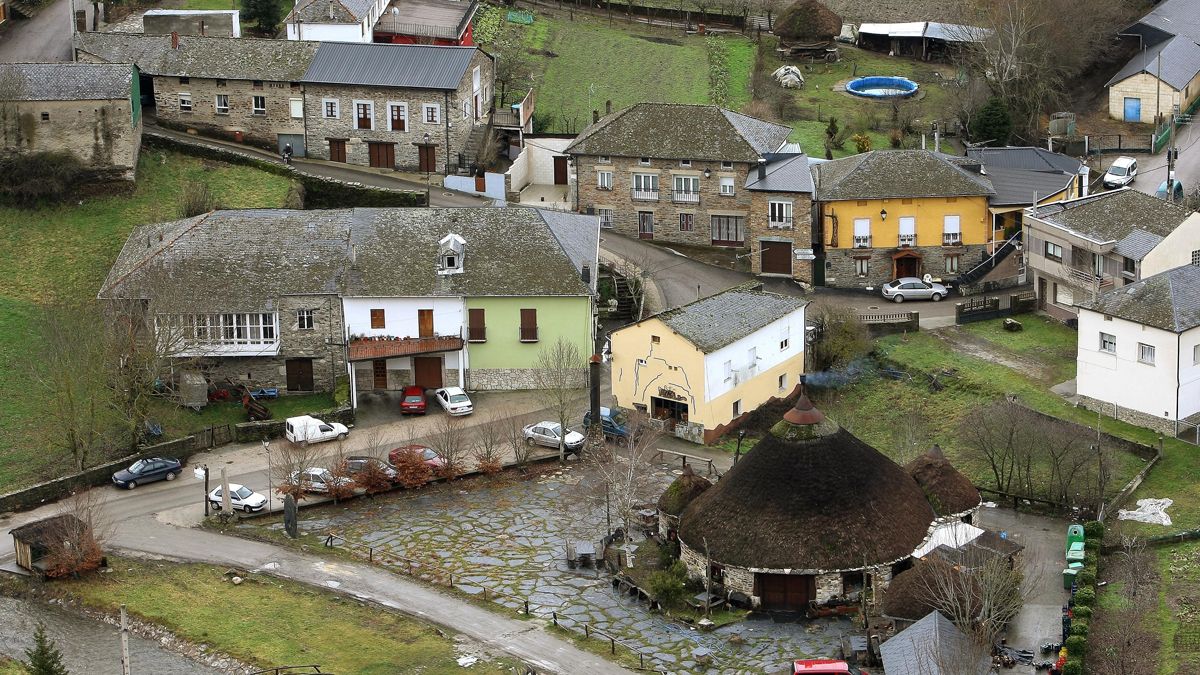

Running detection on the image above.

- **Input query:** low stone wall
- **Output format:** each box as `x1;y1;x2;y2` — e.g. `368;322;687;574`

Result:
234;406;356;443
1076;395;1177;436
466;367;587;391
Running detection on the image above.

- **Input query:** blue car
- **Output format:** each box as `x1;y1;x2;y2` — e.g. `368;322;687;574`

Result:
583;407;630;440
112;457;183;489
1156;179;1185;202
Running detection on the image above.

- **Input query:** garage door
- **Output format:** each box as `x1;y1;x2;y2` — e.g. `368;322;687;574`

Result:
757;573;815;611
413;356;443;389
761;240;792;275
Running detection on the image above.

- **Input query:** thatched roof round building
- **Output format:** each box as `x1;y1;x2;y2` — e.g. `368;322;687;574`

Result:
773;0;842;42
906;446;981;517
657;465;712;516
677;394;936;572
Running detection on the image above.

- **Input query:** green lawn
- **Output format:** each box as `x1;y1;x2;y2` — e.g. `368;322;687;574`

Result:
0;658;22;675
0;149;295;490
148;391;336;432
60;558;524;674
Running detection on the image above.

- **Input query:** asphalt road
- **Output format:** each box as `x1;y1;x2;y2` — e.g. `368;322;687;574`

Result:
0;0;83;63
1122;121;1200;200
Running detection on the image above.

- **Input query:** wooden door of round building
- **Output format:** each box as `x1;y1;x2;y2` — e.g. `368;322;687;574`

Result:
757;573;814;611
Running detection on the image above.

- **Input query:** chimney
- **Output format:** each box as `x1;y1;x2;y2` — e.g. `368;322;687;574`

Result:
170;31;179;49
757;157;767;179
329;0;336;19
581;263;591;285
592;110;599;124
605;100;612;114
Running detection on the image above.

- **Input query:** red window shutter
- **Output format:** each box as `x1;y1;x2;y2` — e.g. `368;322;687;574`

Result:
468;308;486;341
519;309;537;342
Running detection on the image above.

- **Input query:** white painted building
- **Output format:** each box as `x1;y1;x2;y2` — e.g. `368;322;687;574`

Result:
344;296;468;402
284;0;387;42
1076;264;1200;435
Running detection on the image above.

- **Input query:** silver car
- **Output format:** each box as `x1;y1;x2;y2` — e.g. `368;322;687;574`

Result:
882;277;948;303
523;421;585;454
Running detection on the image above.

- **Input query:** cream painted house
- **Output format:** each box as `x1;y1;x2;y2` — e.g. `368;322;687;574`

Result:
1106;0;1200;124
609;286;807;444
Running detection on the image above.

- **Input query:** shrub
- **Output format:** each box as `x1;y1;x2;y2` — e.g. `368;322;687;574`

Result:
851;133;872;153
1065;635;1087;657
889;128;903;148
1084;549;1098;567
1069;618;1089;637
0;150;85;206
392;449;434;489
1072;605;1092;619
1073;586;1096;607
647;561;688;607
657;541;679;567
1084;521;1105;538
1076;567;1096;587
1062;658;1083;675
178;181;219;217
351;460;393;495
1085;537;1100;551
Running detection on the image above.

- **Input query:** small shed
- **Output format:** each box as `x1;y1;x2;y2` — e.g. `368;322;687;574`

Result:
879;610;989;674
773;0;842;59
10;514;90;576
656;465;712;540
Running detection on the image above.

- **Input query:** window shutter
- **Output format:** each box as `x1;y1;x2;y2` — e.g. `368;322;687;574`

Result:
468;308;486;341
853;219;871;236
943;215;961;234
898;217;916;236
519;308;538;342
370;309;385;329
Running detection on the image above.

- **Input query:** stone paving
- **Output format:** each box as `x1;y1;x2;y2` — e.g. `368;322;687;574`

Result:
268;461;854;674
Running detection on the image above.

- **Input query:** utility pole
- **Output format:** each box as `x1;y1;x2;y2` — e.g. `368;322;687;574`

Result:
120;604;131;675
1167;144;1179;204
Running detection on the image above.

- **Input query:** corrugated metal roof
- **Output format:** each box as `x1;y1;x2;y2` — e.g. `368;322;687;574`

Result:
965;146;1082;174
301;42;478;90
1106;36;1200;90
0;63;132;101
981;166;1075;206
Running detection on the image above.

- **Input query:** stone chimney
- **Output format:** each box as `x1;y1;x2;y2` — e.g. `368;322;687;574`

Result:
757;157;767;179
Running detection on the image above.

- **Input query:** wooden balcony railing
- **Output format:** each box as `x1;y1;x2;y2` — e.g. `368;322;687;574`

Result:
349;334;464;361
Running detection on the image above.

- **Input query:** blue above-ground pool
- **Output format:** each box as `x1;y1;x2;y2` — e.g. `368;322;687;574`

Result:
846;76;919;98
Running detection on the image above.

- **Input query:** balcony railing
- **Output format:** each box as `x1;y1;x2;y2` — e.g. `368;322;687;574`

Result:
349;334;464;361
943;234;962;246
672;190;700;203
631;188;660;201
853;236;872;248
769;216;793;228
898;234;917;247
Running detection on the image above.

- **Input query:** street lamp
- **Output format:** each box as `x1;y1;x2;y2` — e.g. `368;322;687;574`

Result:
879;208;888;221
734;429;747;464
263;439;273;513
195;464;210;517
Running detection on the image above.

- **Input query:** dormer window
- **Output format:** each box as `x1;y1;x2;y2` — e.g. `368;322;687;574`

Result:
443;253;458;269
437;233;466;276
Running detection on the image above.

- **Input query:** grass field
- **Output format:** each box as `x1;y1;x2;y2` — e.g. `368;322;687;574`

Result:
0;149;295;491
59;558;524;673
0;658;22;675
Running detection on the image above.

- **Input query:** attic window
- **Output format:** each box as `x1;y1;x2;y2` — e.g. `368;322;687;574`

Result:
442;253;458;269
40;112;49;121
721;161;733;169
639;157;650;165
216;79;227;87
437;233;466;276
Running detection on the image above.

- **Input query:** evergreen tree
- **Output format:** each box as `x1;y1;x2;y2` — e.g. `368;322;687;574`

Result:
24;625;68;675
242;0;282;34
970;97;1013;147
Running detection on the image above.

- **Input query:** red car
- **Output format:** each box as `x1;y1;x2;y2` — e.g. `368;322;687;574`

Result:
793;660;867;675
387;444;446;470
399;385;427;415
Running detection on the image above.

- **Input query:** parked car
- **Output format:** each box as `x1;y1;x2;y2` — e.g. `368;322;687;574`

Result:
287;467;352;494
208;483;268;513
343;455;398;481
793;660;867;674
387;444;446;470
284;415;349;446
399;385;427;415
112;457;183;489
434;386;474;416
583;406;630;440
1156;178;1185;202
523;421;585;454
881;277;948;303
1102;156;1137;189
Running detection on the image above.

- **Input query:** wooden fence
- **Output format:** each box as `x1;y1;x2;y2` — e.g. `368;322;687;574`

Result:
860;310;919;335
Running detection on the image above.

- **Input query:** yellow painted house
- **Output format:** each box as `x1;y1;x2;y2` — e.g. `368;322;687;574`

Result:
610;286;807;444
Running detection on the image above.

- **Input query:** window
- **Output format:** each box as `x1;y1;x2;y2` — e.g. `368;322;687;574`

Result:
674;175;699;202
732;400;742;417
38;111;48;121
769;200;793;227
680;159;691;167
179;93;192;112
289;98;303;118
1055;283;1074;306
1192;249;1200;266
780;324;790;350
252;95;266;115
723;360;733;382
468;308;486;342
855;258;869;277
355;101;373;130
747;346;758;372
710;215;745;246
721;161;733;169
1194;343;1200;365
519;308;538;342
719;176;735;196
1124;256;1136;275
252;80;263;89
898;217;916;246
651;335;661;343
423;103;440;124
389;103;407;131
1099;332;1116;353
679;213;694;231
156;313;278;349
1045;241;1063;262
632;173;658;200
943;215;961;245
1139;343;1156;364
639;157;650;165
597;207;613;228
215;94;229;115
370;309;385;329
297;309;314;330
598;155;610;164
597;171;612;190
462;98;470;119
216;79;227;87
779;374;787;391
853;218;871;248
323;99;340;118
179;76;190;84
945;255;960;274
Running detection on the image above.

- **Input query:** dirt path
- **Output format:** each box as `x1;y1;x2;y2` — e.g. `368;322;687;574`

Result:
928;326;1050;381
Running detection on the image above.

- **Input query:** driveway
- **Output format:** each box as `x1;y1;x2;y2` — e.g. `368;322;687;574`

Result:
1124;120;1199;200
0;0;83;63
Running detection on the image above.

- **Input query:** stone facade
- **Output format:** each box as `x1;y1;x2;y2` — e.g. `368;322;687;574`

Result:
576;154;753;248
0;98;142;181
1077;394;1178;435
151;75;305;151
303;50;493;174
823;243;986;289
747;188;815;284
465;366;587;391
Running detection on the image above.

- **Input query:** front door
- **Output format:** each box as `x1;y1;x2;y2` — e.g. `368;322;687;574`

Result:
757;574;815;611
761;240;792;275
894;255;920;279
328;139;346;163
1038;276;1047;309
418;309;434;337
372;359;388;389
638;211;654;239
285;358;314;392
553;156;568;185
418;145;437;172
368;142;396;169
1123;97;1141;123
413;356;443;389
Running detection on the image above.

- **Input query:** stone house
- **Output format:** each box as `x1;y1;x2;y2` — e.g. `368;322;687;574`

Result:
567;103;794;250
1106;0;1200;124
745;152;815;284
813;150;994;288
285;0;386;42
300;41;494;174
1023;188;1200;321
0;62;143;181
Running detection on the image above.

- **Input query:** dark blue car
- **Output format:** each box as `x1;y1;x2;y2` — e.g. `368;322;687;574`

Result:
112;457;183;489
583;407;630;440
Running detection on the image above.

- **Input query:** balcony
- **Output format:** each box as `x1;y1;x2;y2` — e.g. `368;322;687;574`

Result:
898;234;917;247
769;216;793;228
672;190;700;204
631;188;660;201
349;334;464;361
519;325;539;342
1063;265;1115;290
943;234;962;246
853;236;872;248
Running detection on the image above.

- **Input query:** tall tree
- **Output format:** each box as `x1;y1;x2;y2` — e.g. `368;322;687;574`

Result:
532;337;586;461
242;0;282;35
969;97;1013;146
24;625;69;675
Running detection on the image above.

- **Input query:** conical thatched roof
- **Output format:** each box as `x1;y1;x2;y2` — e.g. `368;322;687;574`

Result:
657;465;713;516
906;449;981;517
678;392;936;571
774;0;842;42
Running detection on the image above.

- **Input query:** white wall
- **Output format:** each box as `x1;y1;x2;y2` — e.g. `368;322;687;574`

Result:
1181;328;1200;419
1077;309;1183;421
286;21;365;41
506;137;571;193
1141;213;1200;277
444;172;507;202
702;309;806;402
343;297;465;338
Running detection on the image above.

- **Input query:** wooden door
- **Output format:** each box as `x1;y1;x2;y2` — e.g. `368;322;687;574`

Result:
413;356;443;389
372;359;388;389
553;156;568;185
757;574;815;611
894;255;920;279
285;358;314;392
368;142;395;169
418;309;434;337
328;139;346;163
638;212;654;240
418;145;437;172
761;241;792;275
1038;277;1047;309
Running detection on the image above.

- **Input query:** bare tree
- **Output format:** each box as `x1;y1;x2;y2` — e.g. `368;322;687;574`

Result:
532;337;587;462
271;441;322;502
351;427;395;494
500;406;533;472
914;554;1026;649
43;490;110;578
472;409;507;475
323;440;357;503
808;304;870;372
587;411;662;566
429;412;469;479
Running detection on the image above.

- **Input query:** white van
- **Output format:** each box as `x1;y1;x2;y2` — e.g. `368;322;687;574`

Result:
284;415;349;446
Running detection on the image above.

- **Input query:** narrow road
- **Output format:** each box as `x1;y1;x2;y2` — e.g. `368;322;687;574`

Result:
0;0;83;62
598;232;750;310
1126;120;1199;200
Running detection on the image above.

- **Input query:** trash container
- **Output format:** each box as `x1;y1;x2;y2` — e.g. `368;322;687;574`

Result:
1066;524;1085;554
1066;541;1086;563
1062;568;1078;590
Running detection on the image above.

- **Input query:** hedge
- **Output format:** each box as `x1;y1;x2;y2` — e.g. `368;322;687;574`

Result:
1063;659;1083;675
1074;586;1095;607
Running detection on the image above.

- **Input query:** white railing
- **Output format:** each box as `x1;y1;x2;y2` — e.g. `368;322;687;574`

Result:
898;234;917;247
769;217;793;228
672;190;699;203
853;235;872;248
631;188;660;201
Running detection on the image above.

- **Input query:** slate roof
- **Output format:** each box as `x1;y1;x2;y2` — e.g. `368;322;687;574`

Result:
1113;229;1165;261
880;611;989;675
99;208;595;311
745;153;815;193
566;103;792;163
285;0;365;24
981;166;1076;207
73;32;320;82
1078;264;1200;333
0;63;132;101
813;150;994;201
301;42;480;90
540;209;601;290
645;287;807;353
965;146;1083;174
1028;188;1191;245
1106;36;1200;90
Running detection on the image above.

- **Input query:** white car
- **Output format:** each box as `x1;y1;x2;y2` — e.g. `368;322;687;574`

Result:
523;421;585;454
434;386;474;416
284;415;349;446
1102;156;1137;189
208;483;268;513
288;467;353;494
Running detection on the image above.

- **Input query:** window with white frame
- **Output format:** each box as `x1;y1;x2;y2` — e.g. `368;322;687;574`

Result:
898;217;916;246
1138;342;1156;364
423;103;440;124
252;95;266;115
732;399;742;417
674;175;699;201
1194;343;1200;365
721;161;733;169
215;94;229;115
598;155;610;164
388;102;407;131
769;200;793;227
853;218;871;248
597;207;613;228
639;157;650;165
723;360;733;382
779;324;790;350
157;313;278;349
297;309;314;330
943;215;961;245
710;215;744;245
747;346;758;372
323;99;339;118
597;171;612;190
945;255;960;274
1099;332;1116;353
354;100;373;130
632;173;658;199
680;159;691;167
178;92;192;112
855;258;869;277
778;373;787;391
289;98;303;118
719;176;735;195
1045;241;1063;262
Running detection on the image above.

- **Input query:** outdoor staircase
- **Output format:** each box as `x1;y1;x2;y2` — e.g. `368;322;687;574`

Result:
611;275;636;321
8;0;47;18
458;123;490;175
955;233;1021;289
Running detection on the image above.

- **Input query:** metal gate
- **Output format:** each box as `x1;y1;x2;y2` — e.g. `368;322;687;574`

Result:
277;134;306;158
